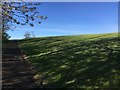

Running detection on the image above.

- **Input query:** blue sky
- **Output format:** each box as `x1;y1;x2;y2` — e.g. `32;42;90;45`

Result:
8;2;118;39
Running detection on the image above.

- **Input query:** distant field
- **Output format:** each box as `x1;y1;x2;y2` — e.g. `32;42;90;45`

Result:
19;33;119;88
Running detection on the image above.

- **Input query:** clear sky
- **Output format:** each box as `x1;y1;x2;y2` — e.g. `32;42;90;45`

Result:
8;2;118;39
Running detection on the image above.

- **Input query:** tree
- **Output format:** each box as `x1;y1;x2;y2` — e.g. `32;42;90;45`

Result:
1;15;11;42
24;31;31;39
1;1;47;40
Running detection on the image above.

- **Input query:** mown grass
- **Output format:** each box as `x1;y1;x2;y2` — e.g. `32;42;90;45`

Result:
19;33;119;89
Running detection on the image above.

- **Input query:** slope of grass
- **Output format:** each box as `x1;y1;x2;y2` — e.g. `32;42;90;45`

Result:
19;33;119;89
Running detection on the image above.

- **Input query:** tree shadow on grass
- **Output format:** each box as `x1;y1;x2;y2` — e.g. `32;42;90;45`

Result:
20;36;119;88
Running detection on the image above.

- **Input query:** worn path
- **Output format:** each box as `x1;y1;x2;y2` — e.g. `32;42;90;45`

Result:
2;40;39;89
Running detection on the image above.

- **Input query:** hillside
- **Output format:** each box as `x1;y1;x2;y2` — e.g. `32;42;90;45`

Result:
19;33;119;88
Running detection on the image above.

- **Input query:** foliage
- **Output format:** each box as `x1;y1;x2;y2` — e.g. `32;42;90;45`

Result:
19;33;119;88
2;31;11;42
1;2;47;27
24;31;31;39
1;1;47;40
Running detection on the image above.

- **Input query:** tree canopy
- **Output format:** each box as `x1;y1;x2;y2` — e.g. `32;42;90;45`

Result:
1;1;47;40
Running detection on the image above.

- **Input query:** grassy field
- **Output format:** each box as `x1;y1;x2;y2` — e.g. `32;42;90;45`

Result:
19;33;119;89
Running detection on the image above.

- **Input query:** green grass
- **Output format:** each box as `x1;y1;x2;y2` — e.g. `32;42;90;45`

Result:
19;33;120;89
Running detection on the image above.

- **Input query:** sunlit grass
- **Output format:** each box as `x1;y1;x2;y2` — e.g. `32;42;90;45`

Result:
19;33;119;88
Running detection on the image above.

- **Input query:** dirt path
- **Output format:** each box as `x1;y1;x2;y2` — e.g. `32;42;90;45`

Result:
2;40;39;89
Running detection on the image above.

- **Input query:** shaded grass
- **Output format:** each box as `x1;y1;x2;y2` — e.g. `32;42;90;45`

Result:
19;33;119;89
